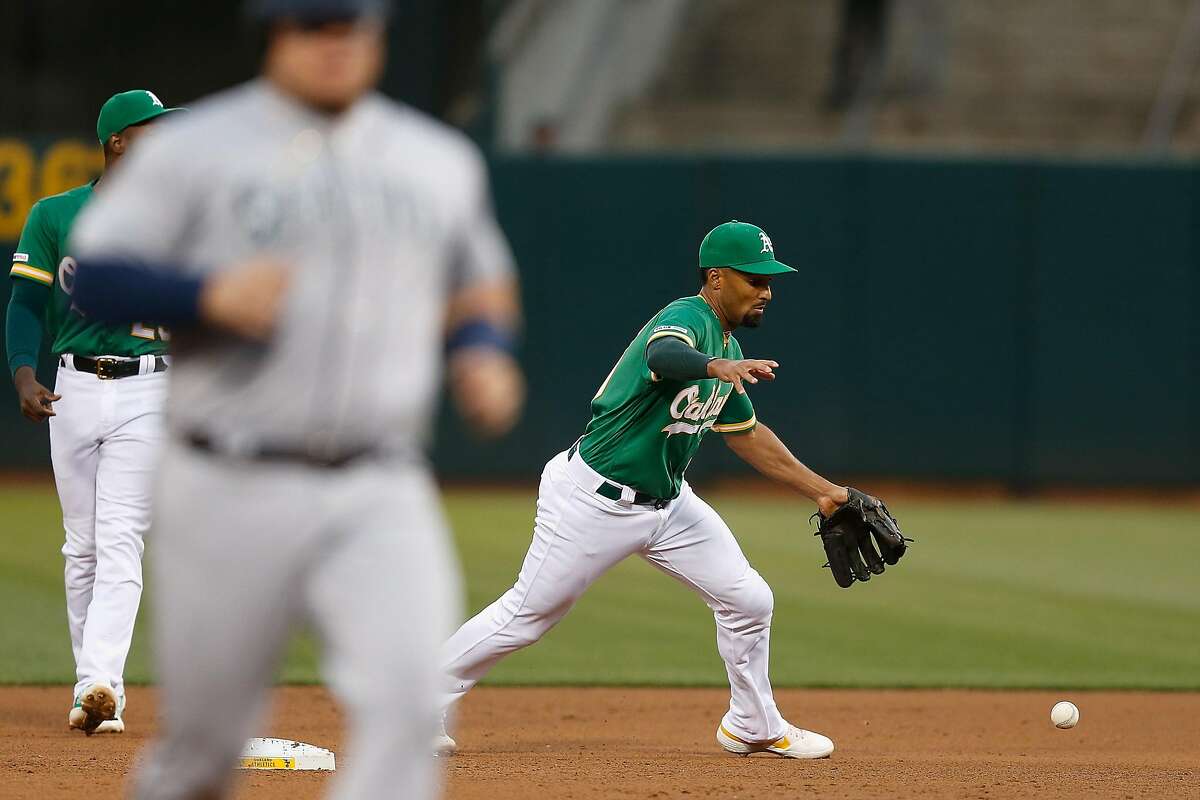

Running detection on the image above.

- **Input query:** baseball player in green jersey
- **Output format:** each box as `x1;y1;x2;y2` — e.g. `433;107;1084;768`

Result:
441;220;902;759
5;89;182;734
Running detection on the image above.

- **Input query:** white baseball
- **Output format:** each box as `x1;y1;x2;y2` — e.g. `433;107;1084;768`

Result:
1051;701;1079;729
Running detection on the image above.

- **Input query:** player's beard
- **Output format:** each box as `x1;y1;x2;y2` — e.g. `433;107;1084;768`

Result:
742;309;765;328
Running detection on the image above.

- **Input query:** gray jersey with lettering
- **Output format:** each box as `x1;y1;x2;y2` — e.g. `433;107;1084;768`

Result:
72;79;514;454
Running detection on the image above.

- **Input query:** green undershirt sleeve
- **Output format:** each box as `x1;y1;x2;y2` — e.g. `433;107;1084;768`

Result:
6;279;49;376
646;335;713;381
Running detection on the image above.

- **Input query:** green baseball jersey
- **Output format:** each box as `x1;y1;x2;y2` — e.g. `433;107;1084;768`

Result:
578;295;757;499
10;182;168;358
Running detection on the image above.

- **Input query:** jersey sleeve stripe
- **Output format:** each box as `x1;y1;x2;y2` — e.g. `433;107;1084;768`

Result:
10;264;54;285
713;414;757;434
646;330;695;348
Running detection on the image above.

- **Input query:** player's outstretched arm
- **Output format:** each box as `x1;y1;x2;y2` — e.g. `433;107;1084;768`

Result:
723;422;849;515
707;357;778;394
645;337;776;393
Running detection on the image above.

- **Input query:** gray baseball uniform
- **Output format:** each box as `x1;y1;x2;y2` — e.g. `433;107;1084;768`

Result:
71;79;515;800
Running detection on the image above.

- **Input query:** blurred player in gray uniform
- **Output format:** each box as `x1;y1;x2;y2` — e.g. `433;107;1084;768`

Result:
70;1;523;797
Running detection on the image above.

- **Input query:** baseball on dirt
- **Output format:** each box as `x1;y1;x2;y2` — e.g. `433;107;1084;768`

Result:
1051;701;1079;729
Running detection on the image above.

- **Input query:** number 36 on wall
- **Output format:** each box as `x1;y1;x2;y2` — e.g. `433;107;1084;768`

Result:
0;139;104;240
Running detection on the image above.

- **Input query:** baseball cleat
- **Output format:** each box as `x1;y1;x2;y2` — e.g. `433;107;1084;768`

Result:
434;716;457;756
434;730;457;756
717;722;834;759
67;684;119;735
94;692;126;734
93;716;125;734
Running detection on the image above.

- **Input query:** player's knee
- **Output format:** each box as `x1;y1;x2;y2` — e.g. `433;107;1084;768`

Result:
501;614;558;648
61;535;97;560
735;571;774;624
497;590;574;644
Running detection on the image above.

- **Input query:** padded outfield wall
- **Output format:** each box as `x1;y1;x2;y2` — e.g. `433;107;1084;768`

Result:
1;142;1197;487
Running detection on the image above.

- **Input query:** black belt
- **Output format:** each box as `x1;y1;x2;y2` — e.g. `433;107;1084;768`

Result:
185;432;377;469
64;355;168;380
567;441;671;509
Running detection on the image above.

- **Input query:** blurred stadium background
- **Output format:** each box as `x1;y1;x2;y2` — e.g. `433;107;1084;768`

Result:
2;0;1197;488
2;0;1197;691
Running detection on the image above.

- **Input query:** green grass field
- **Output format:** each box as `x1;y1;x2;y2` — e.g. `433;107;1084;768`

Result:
3;485;1197;689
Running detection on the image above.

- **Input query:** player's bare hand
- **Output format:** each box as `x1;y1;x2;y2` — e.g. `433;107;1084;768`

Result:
199;259;289;341
13;366;60;422
706;358;779;394
449;349;525;438
817;486;852;518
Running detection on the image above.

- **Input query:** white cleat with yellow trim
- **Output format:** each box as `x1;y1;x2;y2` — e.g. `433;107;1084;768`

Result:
717;722;834;759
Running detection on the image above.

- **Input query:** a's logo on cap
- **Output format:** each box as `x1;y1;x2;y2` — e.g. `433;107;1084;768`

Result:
759;232;774;254
145;90;164;108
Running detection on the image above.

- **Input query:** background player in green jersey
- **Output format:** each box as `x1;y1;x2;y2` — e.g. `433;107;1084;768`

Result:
440;220;901;759
5;89;181;734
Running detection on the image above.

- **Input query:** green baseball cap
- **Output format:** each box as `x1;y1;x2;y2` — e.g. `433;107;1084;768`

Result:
96;90;183;144
699;220;796;275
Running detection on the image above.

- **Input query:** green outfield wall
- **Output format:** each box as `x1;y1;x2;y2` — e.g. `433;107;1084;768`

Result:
2;142;1196;486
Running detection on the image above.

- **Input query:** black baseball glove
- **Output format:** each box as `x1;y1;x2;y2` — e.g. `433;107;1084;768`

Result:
814;488;910;588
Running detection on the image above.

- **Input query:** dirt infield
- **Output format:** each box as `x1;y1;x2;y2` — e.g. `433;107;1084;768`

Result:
1;686;1196;799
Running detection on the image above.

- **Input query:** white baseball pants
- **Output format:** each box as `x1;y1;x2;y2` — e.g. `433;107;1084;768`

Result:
133;442;460;800
443;448;787;742
48;361;167;702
